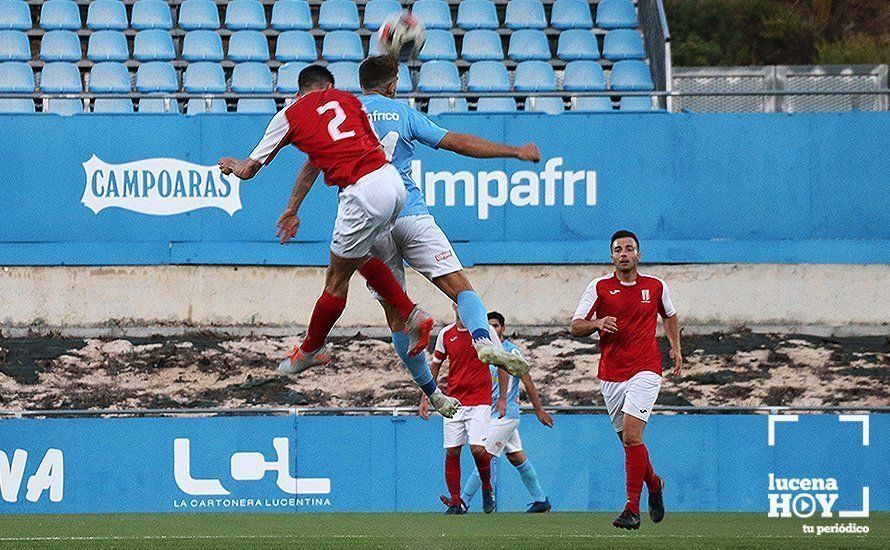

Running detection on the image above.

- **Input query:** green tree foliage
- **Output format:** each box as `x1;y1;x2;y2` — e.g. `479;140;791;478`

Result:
665;0;890;66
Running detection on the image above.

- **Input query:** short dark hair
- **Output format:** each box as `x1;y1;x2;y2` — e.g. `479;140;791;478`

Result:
298;65;335;92
359;55;399;92
487;311;506;326
610;229;639;250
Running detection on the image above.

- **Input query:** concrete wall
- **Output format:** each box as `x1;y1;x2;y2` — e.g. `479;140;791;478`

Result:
1;264;886;330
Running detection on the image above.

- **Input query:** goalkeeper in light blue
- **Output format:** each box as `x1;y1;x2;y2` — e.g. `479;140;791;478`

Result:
461;312;554;513
281;56;541;419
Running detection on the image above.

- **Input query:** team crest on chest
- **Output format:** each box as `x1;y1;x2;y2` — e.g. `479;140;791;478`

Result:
641;289;651;303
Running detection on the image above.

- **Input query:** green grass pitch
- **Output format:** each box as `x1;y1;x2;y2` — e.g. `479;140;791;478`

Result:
0;512;886;549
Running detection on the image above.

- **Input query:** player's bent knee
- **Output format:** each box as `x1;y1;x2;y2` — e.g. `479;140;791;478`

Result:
433;271;473;301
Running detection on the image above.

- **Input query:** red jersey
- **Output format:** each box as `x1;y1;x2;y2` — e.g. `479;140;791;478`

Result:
433;323;492;406
573;272;676;382
248;88;387;188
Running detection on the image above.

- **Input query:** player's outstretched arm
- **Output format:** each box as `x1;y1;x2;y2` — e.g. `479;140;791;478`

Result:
276;161;322;243
520;373;554;427
663;314;682;376
438;132;541;162
218;157;262;180
571;317;616;337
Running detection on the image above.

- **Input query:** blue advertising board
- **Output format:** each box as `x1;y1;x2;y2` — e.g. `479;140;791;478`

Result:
0;112;887;265
0;414;885;514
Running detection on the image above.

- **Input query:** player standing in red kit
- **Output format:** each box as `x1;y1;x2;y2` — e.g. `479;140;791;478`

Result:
571;230;682;530
420;305;507;514
218;66;456;413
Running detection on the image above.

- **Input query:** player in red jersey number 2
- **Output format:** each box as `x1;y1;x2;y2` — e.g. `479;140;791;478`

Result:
218;66;455;413
571;230;682;530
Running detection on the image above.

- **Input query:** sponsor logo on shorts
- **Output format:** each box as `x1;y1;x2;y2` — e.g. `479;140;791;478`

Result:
82;155;243;216
435;250;454;262
639;409;648;414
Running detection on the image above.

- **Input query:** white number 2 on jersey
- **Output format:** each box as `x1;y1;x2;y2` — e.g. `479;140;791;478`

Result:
316;101;356;142
379;131;399;161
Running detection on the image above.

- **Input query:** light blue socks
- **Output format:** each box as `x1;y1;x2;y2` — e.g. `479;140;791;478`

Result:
391;331;437;396
456;290;491;341
516;460;546;503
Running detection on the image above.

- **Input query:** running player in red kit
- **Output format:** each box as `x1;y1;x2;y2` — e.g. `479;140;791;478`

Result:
218;66;458;416
420;305;507;515
570;230;682;530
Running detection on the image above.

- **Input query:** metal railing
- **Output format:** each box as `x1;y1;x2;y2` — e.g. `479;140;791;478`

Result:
2;405;888;419
638;0;672;111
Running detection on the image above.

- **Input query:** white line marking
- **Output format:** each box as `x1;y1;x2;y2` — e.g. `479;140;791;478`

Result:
839;414;870;446
768;414;799;446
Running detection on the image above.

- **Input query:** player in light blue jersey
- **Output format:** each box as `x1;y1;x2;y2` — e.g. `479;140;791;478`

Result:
460;311;554;513
275;56;541;418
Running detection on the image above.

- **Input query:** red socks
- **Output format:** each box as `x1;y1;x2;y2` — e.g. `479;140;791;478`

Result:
359;257;415;320
473;452;493;491
624;443;652;515
445;453;461;505
300;291;347;353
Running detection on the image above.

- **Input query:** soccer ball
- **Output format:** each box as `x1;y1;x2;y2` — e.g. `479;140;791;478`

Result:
378;12;426;61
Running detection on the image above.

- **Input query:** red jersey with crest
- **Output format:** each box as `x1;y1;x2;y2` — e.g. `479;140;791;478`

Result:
573;272;676;382
433;323;493;406
248;88;387;188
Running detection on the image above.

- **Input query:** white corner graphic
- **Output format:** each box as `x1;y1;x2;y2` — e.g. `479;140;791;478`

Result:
838;415;870;446
839;487;870;518
768;414;799;446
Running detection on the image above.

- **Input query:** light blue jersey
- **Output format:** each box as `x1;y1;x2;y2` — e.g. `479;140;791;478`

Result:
359;94;448;218
490;340;523;420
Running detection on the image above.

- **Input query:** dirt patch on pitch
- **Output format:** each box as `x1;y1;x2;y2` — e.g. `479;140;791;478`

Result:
0;331;887;410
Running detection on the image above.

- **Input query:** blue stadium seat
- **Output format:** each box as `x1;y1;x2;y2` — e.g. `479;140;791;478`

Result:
397;63;412;93
417;60;460;93
178;0;220;31
476;97;516;112
131;0;172;31
0;31;29;62
275;31;316;62
609;60;653;90
237;98;277;113
271;0;312;31
411;0;452;30
368;30;384;56
88;62;130;93
39;62;82;92
186;98;226;114
93;98;134;113
467;61;510;92
135;61;178;92
0;1;32;31
461;30;503;61
276;61;308;93
87;31;129;62
40;0;82;31
231;62;272;93
596;0;638;29
0;61;34;91
318;0;360;31
619;95;655;111
327;61;361;92
457;0;499;31
40;31;81;62
524;97;564;114
134;30;175;62
504;0;546;30
183;62;226;93
138;98;180;113
550;0;592;30
513;60;555;92
427;97;468;115
364;0;402;31
563;60;606;91
0;98;35;112
226;0;266;30
557;29;600;61
86;0;128;31
322;31;363;62
228;30;270;62
418;30;456;61
182;31;224;62
573;96;613;111
602;29;645;60
508;30;550;61
45;98;84;115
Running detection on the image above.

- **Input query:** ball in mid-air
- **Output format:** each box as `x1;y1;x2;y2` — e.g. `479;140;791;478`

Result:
379;11;426;61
